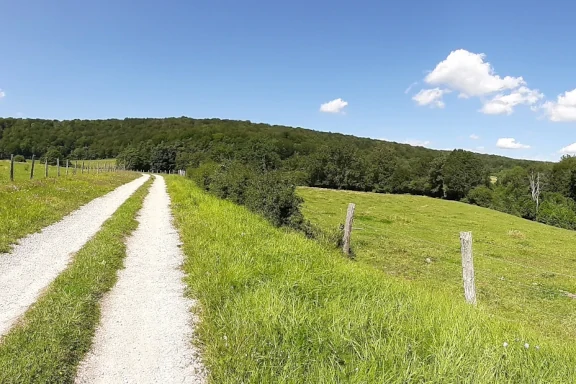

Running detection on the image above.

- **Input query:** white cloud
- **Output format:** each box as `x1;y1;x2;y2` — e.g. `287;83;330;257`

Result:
476;146;485;151
412;88;450;108
0;89;5;99
470;134;480;140
404;82;418;94
481;86;544;115
559;142;576;154
319;98;348;114
413;49;541;114
425;49;525;97
542;89;576;122
404;139;431;147
496;138;531;149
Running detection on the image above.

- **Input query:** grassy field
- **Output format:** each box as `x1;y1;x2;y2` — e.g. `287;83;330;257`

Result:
299;187;576;341
0;160;139;253
0;177;152;384
167;176;576;383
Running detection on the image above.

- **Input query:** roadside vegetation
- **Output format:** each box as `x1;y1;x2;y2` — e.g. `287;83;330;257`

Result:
167;176;576;383
0;160;138;253
299;187;576;341
0;178;152;383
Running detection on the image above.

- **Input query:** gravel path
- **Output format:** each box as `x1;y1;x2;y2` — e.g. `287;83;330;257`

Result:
0;174;149;337
75;175;205;384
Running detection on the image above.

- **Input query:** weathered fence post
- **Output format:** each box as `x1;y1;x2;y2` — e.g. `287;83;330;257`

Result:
57;158;60;177
342;203;356;256
460;231;477;305
44;158;48;178
66;159;69;175
30;155;35;180
82;161;85;174
96;162;99;174
9;154;14;181
74;160;77;175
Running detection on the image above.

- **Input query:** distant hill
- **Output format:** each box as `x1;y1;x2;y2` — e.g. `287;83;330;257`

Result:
0;117;543;171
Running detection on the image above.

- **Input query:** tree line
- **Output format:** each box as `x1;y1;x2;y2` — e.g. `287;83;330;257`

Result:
4;117;576;230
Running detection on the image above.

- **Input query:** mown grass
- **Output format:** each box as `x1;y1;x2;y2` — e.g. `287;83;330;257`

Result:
298;187;576;341
167;176;576;383
0;177;152;384
0;160;139;253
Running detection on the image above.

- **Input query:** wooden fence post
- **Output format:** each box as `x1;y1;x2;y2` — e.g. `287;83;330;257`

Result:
81;160;85;174
10;154;14;181
74;160;77;175
30;155;35;180
57;158;60;177
44;158;48;178
66;159;69;175
342;203;356;256
460;231;477;305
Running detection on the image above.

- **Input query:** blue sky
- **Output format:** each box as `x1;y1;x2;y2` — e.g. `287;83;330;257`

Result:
1;0;575;161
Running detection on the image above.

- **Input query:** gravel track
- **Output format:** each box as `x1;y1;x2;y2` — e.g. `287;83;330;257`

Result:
75;175;205;384
0;174;149;337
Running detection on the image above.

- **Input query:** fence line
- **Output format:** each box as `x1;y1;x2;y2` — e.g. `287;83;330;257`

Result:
5;156;123;181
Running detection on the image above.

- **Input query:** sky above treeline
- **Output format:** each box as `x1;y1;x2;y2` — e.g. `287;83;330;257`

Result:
1;0;575;161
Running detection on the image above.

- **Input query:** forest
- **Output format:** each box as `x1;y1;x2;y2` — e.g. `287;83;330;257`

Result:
2;116;576;231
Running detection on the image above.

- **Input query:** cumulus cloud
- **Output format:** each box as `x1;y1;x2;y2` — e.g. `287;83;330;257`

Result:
412;88;450;108
541;89;576;122
470;134;480;140
425;49;525;97
319;98;348;114
559;142;576;154
481;86;544;115
404;139;431;147
496;138;531;149
0;89;5;99
412;49;541;114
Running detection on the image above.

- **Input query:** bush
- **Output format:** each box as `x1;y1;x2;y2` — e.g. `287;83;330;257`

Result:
244;171;304;228
208;162;254;204
13;155;26;163
467;185;493;208
188;161;220;191
537;192;576;230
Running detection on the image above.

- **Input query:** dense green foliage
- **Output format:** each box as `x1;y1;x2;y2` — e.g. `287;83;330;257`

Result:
189;161;306;230
167;176;576;383
7;116;576;231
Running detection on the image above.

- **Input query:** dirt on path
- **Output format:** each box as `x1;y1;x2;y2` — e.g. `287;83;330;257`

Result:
0;174;149;337
75;175;205;384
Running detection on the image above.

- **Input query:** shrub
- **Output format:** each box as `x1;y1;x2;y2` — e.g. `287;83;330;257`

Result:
13;155;26;163
188;161;220;191
537;192;576;230
244;171;304;228
467;185;493;208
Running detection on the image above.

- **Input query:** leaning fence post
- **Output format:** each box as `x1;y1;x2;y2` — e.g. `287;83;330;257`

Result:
342;203;356;256
57;158;60;177
44;158;48;178
10;154;14;181
460;231;477;305
30;155;35;180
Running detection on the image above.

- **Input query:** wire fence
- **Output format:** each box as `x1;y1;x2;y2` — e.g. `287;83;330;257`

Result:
306;202;576;325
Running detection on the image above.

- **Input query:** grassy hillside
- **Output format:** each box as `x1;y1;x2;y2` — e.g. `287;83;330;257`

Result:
299;187;576;341
167;176;575;383
0;160;138;252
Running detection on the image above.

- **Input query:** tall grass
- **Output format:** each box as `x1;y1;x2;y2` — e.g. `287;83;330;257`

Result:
0;160;138;252
167;176;576;383
0;178;152;384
